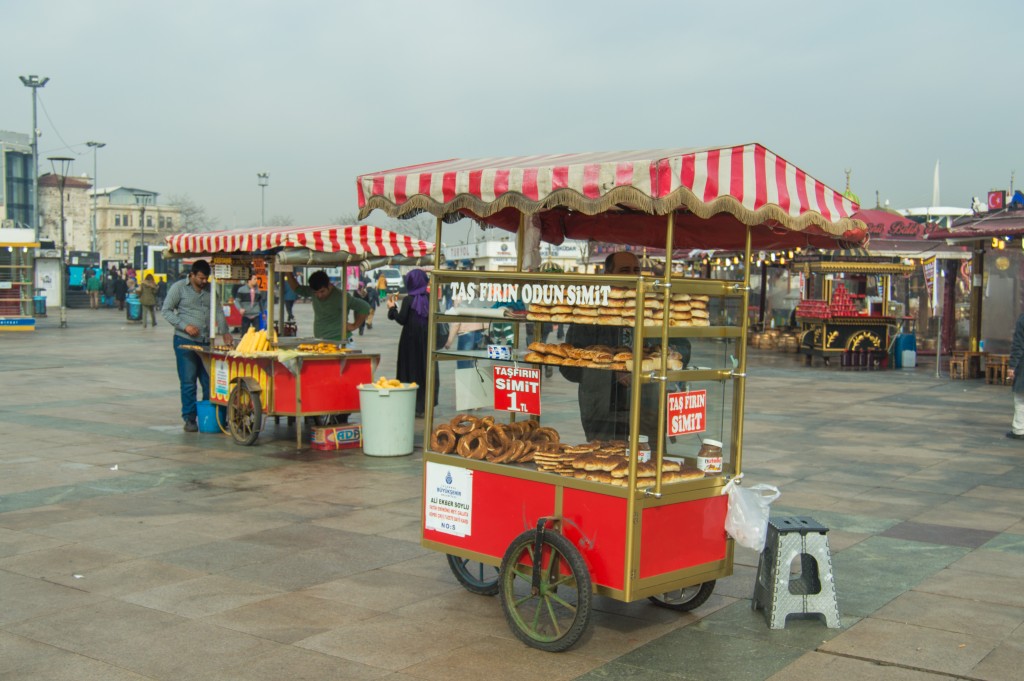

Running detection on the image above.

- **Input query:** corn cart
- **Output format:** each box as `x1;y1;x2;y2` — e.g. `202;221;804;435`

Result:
358;144;866;651
164;225;433;447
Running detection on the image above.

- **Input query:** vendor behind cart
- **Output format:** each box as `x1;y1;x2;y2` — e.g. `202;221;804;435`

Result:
561;251;690;441
283;270;369;341
162;259;233;432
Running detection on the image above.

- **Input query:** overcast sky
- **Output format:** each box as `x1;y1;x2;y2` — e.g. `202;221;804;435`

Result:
4;0;1020;234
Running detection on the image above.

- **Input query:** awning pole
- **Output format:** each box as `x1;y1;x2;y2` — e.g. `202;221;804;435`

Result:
267;258;276;344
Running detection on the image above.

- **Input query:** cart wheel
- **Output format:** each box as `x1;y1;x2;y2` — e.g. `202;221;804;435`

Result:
499;529;592;652
446;555;499;595
648;580;715;611
227;383;262;445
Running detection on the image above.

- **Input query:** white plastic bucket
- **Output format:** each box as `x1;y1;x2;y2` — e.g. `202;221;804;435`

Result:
357;385;418;456
901;349;916;369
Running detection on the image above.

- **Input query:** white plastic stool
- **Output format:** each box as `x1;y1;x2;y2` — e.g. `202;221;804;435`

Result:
752;516;841;629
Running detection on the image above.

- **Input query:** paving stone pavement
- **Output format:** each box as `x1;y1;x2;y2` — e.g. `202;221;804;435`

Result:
1;304;1022;681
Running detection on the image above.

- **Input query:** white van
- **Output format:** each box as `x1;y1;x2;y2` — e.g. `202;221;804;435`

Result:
374;268;405;294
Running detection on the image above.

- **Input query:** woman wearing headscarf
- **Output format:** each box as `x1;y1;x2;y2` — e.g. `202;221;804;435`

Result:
386;269;437;417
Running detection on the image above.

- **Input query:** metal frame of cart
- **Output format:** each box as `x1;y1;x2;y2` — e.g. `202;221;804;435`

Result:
357;144;867;651
164;225;433;447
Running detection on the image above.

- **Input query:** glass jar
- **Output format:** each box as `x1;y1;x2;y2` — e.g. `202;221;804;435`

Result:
637;434;651;463
697;438;723;473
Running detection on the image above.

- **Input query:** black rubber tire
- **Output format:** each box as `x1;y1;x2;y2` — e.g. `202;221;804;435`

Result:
648;580;716;611
499;529;592;652
446;555;499;595
227;384;262;446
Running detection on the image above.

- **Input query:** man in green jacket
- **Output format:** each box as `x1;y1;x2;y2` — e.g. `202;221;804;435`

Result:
284;270;369;341
86;269;102;309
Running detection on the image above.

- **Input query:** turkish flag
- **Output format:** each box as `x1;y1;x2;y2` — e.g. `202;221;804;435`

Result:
988;190;1006;211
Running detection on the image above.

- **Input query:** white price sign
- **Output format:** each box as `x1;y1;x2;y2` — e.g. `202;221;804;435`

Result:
424;462;473;537
214;359;230;400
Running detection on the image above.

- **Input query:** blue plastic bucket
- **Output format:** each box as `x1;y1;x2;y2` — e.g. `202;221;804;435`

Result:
196;400;225;434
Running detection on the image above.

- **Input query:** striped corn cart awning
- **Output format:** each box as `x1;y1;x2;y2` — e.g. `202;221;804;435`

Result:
357;143;866;251
165;225;434;259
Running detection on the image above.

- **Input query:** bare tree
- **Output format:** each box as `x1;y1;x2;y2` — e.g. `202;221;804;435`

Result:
265;215;294;227
167;194;218;232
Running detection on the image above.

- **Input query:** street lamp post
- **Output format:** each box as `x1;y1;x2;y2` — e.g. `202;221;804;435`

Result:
48;155;73;329
86;141;105;253
133;192;152;271
19;75;48;238
257;172;269;227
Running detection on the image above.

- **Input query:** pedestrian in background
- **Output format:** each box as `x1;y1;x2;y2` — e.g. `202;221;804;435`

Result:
444;318;486;369
156;278;167;310
113;273;128;311
235;273;265;335
103;271;116;308
353;281;374;335
137;273;158;328
386;269;437;417
1007;313;1024;439
86;269;101;309
377;272;387;303
283;273;299;321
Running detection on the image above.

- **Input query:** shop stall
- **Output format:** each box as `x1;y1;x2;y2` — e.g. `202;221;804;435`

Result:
164;225;433;447
794;255;915;367
0;230;40;331
358;144;866;650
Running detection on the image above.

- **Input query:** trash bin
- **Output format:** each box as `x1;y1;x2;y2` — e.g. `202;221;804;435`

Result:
357;384;417;456
33;295;46;317
126;294;142;321
893;333;916;369
195;400;225;434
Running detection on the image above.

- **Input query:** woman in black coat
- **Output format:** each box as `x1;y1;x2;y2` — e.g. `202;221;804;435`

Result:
386;269;437;417
113;274;128;311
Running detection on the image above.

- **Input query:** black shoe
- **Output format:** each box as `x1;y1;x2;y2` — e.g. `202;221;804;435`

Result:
1006;431;1024;440
415;411;425;418
184;420;199;432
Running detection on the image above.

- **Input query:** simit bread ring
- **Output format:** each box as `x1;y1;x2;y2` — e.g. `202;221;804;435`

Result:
485;423;511;454
531;426;560;445
431;425;457;454
457;428;489;459
449;415;480;435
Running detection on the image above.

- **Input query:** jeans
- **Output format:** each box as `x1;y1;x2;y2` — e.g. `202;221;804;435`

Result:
174;335;210;422
456;330;482;369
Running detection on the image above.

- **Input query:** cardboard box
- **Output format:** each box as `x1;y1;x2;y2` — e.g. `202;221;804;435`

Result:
311;424;362;450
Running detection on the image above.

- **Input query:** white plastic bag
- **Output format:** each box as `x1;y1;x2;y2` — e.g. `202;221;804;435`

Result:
722;478;781;552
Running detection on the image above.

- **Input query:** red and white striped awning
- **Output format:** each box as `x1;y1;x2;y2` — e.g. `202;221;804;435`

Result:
165;225;434;259
359;144;856;224
357;144;865;250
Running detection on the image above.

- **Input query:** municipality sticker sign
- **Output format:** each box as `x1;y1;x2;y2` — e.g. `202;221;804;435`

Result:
424;462;473;537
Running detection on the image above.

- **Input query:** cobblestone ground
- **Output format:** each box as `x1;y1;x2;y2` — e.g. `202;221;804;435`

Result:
1;304;1021;681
